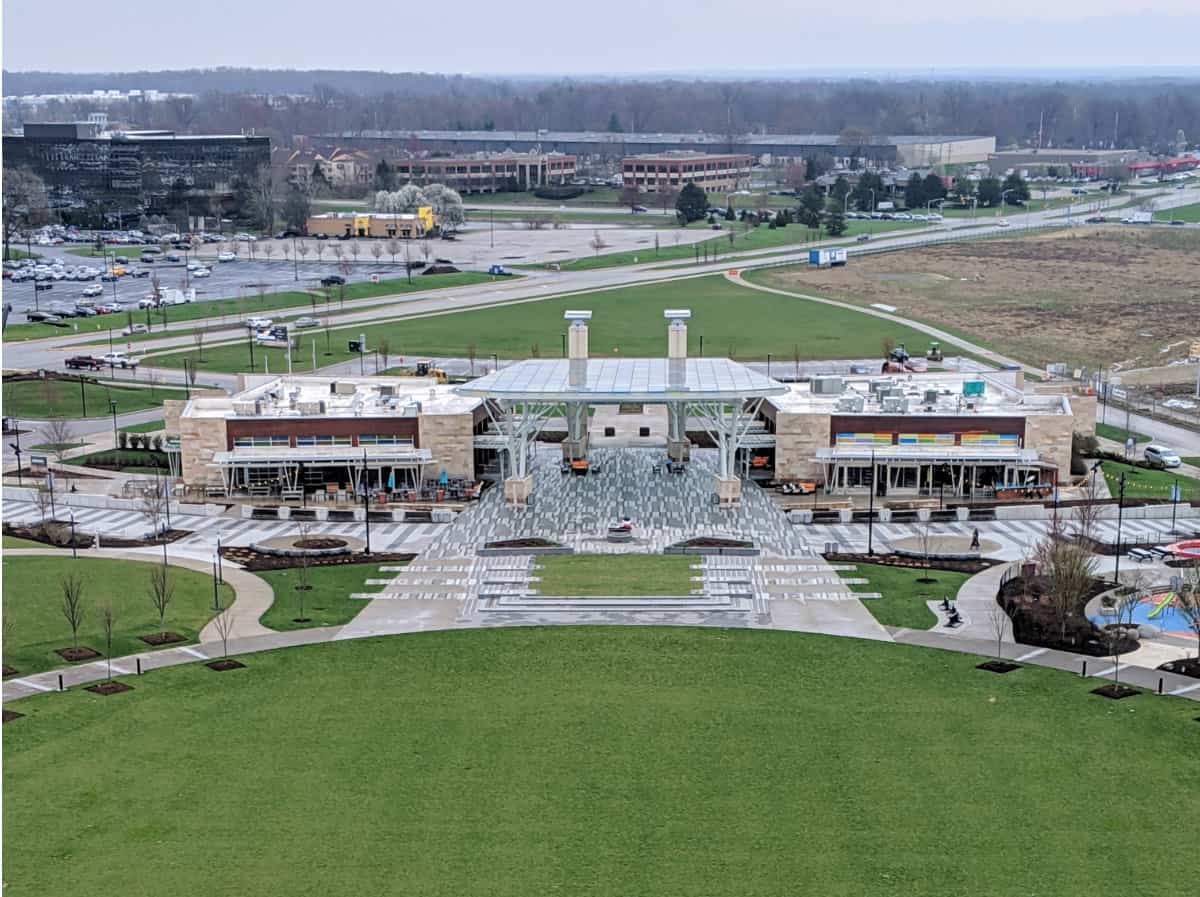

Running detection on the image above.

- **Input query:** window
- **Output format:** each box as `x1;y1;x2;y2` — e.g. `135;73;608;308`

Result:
296;434;352;447
233;435;289;448
358;434;414;447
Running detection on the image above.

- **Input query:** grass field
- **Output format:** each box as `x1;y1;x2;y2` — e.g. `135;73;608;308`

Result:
65;246;146;258
4;626;1197;896
846;563;972;630
147;275;941;372
1;378;189;419
1100;460;1200;501
535;554;695;596
1184;456;1200;468
1;556;232;675
119;418;165;434
2;535;45;548
257;562;399;630
1095;422;1149;444
1161;202;1200;223
64;447;169;473
747;228;1200;368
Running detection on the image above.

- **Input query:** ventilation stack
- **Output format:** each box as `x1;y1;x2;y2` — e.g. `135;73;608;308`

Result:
665;309;691;462
563;310;591;462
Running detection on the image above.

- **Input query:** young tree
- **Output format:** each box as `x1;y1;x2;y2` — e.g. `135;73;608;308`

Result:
377;337;390;372
792;343;802;380
261;242;275;265
988;599;1010;661
192;325;206;361
466;341;478;376
620;184;644;211
1174;563;1200;660
370;242;383;265
419;241;432;263
41;417;76;463
387;238;400;264
33;484;54;528
100;601;118;681
588;231;609;256
675;182;708;223
798;185;824;229
140;489;169;543
148;564;174;637
60;572;86;650
298;240;312;266
1033;511;1097;645
211;601;237;659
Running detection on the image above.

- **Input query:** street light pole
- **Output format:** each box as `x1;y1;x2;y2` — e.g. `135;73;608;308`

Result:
69;511;77;560
867;448;876;555
1112;472;1127;586
361;448;372;556
109;400;118;445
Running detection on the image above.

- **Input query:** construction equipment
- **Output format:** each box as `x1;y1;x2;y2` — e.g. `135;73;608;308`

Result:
881;343;927;374
406;360;448;384
926;341;943;362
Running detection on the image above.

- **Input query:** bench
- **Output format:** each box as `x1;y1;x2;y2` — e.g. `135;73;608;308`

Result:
1127;548;1156;563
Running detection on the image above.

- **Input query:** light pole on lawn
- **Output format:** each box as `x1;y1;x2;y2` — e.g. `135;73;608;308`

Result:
69;510;77;560
1112;471;1127;586
867;448;876;556
361;448;372;556
109;399;118;446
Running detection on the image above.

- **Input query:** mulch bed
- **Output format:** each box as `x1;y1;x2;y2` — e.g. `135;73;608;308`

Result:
55;646;101;662
2;665;19;678
824;551;998;575
2;523;191;549
206;659;245;672
1091;684;1140;700
222;546;416;572
139;631;186;646
7;466;105;480
976;660;1022;674
998;574;1134;657
94;529;192;548
2;710;25;724
484;538;563;550
1159;657;1200;680
85;681;133;696
293;537;348;550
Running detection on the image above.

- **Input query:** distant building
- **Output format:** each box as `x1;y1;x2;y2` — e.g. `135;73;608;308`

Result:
988;148;1140;179
621;151;753;194
3;122;270;227
387;152;576;194
305;208;435;239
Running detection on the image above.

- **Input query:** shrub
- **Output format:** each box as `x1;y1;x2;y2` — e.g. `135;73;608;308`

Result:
117;431;128;450
152;434;163;452
532;185;585;200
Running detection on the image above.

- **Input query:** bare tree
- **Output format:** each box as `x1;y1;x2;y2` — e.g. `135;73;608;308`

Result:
350;241;361;263
295;523;313;622
139;490;169;542
211;602;237;659
186;357;200;388
917;521;937;583
793;343;802;381
280;243;291;267
331;244;344;265
148;564;174;636
988;600;1010;661
298;241;312;264
1175;562;1200;660
387;238;400;263
589;230;609;256
33;484;54;527
314;241;326;262
377;337;390;372
41;416;76;463
1103;576;1149;691
1032;511;1097;646
419;241;432;263
370;243;383;265
261;242;275;265
100;601;117;681
60;572;86;650
192;325;206;361
466;341;477;376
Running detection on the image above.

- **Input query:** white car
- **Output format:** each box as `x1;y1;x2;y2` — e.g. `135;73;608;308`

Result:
234;233;257;242
192;267;211;278
81;284;104;297
121;323;149;336
246;317;273;330
1143;444;1182;468
217;252;236;262
997;218;1011;227
292;316;320;328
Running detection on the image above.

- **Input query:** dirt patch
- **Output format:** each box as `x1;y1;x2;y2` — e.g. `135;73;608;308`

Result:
976;660;1022;674
1091;684;1140;700
3;665;19;678
206;659;245;672
754;228;1200;368
86;681;133;695
55;646;101;662
294;537;348;550
1;522;191;549
3;710;25;723
139;631;187;646
824;552;998;575
7;467;105;480
221;546;415;572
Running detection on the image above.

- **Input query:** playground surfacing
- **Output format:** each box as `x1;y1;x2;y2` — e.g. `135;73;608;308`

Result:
1091;591;1196;639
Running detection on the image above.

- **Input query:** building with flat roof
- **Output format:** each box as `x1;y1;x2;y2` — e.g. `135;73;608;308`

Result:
327;130;995;167
305;208;435;239
387;152;576;194
3;122;270;227
621;151;752;193
166;375;485;497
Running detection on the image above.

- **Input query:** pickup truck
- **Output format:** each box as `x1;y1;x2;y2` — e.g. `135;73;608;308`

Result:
101;352;139;369
65;355;105;371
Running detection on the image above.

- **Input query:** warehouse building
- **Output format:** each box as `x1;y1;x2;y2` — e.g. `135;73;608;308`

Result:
621;151;753;193
387;152;576;193
3;122;271;227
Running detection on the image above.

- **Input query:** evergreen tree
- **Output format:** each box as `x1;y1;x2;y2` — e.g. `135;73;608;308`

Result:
607;112;623;133
1002;172;1030;204
374;159;395;192
976;176;1003;207
824;200;847;236
831;175;850;202
922;172;946;204
675;182;708;223
904;172;925;210
798;185;824;229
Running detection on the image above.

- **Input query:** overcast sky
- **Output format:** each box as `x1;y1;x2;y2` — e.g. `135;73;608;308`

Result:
4;0;1199;74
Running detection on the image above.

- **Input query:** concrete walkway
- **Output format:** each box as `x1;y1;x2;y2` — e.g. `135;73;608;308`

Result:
3;547;273;642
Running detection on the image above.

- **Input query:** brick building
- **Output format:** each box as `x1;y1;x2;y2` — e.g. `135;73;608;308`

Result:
621;151;753;193
388;152;576;194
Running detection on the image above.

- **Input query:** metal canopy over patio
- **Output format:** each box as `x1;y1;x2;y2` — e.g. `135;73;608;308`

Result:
815;445;1053;497
209;445;434;497
456;310;788;505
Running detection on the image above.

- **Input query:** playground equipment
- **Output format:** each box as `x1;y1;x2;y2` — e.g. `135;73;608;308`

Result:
1165;539;1200;559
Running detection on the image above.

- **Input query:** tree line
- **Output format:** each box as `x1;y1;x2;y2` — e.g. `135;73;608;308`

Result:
6;72;1198;152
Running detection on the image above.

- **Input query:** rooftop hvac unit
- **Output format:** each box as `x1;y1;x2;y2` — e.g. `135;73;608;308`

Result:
923;389;940;405
836;395;865;413
232;400;257;416
870;378;893;397
379;384;395;397
963;380;986;397
335;381;357;395
885;387;905;399
882;396;908;414
811;376;844;395
402;402;421;416
297;401;324;415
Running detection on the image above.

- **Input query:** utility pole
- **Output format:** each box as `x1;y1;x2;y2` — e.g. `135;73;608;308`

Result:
867;448;876;556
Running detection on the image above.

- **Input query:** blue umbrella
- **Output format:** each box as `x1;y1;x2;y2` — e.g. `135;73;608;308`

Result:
387;469;395;490
439;469;448;486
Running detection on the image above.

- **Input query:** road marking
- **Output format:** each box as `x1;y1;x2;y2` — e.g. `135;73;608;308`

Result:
178;646;208;659
11;678;54;692
1169;682;1200;696
1090;666;1116;679
1016;648;1048;662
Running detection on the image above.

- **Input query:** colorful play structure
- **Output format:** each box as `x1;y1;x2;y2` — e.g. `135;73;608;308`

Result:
1166;539;1200;559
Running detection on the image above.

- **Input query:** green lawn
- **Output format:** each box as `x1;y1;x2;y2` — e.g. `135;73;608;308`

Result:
1100;460;1200;501
1161;202;1200;223
148;275;941;372
1;378;189;419
535;554;695;596
1095;422;1149;444
3;248;42;259
28;441;86;452
3;319;81;341
257;561;400;631
845;562;972;630
65;246;147;258
4;627;1198;896
1;556;232;676
2;535;45;548
64;448;169;472
1183;456;1200;468
119;418;165;434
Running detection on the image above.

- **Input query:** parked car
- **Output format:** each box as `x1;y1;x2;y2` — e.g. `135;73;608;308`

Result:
1143;444;1182;469
81;283;104;297
292;316;320;329
320;275;346;286
64;355;105;370
217;251;236;262
122;323;149;336
192;267;211;278
246;316;273;330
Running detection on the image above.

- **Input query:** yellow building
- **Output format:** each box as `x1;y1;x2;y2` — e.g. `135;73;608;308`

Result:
305;207;435;239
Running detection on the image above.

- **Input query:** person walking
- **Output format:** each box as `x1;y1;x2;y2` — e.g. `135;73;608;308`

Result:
969;528;981;551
